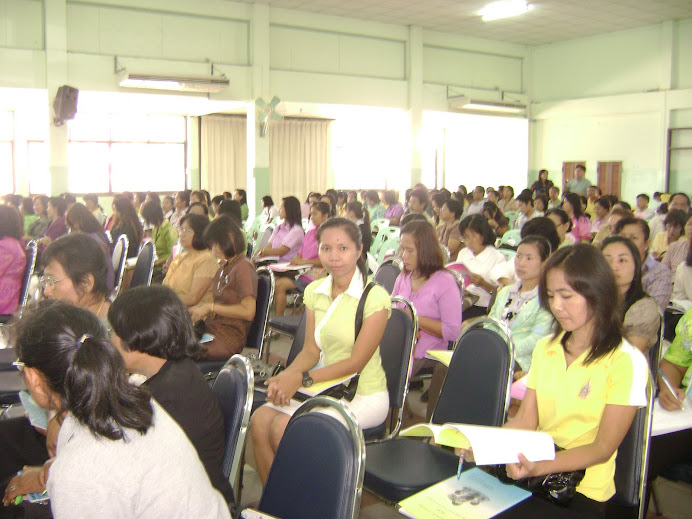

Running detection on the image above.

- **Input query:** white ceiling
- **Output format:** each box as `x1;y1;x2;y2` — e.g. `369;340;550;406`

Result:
236;0;692;46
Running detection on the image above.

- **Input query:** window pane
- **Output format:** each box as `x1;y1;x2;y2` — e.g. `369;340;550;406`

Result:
68;143;110;193
69;113;111;142
148;115;186;143
0;142;13;194
110;143;184;192
27;141;49;195
0;112;13;141
111;114;151;142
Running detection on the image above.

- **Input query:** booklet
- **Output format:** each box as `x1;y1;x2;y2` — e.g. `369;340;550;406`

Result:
254;373;356;398
652;392;692;436
426;350;454;367
398;468;531;519
399;423;555;465
268;262;312;273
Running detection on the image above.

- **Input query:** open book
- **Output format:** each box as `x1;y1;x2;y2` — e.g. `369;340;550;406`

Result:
399;423;555;465
652;382;692;436
268;262;312;273
426;350;454;366
255;373;356;398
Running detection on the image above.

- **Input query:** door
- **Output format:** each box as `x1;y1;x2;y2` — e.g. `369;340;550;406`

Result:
597;161;622;198
562;161;586;193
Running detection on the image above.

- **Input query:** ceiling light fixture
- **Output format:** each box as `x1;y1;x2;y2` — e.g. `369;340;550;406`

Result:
479;0;532;22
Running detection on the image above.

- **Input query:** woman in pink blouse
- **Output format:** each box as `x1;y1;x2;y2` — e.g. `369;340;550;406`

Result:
273;202;330;315
562;192;591;242
392;220;462;375
0;206;27;320
256;196;305;263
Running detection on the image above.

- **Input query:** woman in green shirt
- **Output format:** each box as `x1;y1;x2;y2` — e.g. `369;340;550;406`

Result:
141;201;178;271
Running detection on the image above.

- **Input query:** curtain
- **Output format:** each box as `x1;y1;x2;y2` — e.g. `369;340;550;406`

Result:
269;118;331;202
200;115;247;195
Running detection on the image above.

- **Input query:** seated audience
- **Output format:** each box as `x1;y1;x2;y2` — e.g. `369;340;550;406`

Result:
111;196;143;259
0;206;26;320
256;196;304;262
169;190;190;230
19;197;38;236
273;202;329;316
37;196;68;251
437;198;463;260
192;216;257;360
233;189;249;221
65;203;115;291
141;200;179;272
634;193;655;221
83;193;105;226
320;194;337;217
25;195;50;240
483;201;509;238
162;195;175;220
345;201;372;255
649;202;667;239
601;236;660;353
216;199;243;226
533;194;548;215
407;188;434;225
498;185;518;213
163;214;218;308
671;242;692;307
590;196;611;236
251;218;390;483
487;244;647;519
514;192;538;230
465;186;485;216
651;209;687;261
364;190;386;222
301;192;320;219
392;221;462;374
547;186;561;210
591;206;632;247
188;201;210;218
562;192;591;242
3;300;231;518
614;217;672;313
384;190;404;226
663;213;692;274
430;192;447;226
454;215;506;319
190;190;206;205
108;285;233;502
260;195;279;224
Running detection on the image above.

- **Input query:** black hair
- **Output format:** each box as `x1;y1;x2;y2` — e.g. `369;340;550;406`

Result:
217;200;242;225
317;217;367;285
365;190;380;204
0;205;23;240
601;236;647;313
670;192;690;208
518;235;552;261
409;188;429;207
203;215;245;258
504;186;515;198
400;220;444;279
211;195;225;207
282;196;303;227
21;197;35;215
521;217;561;253
613;216;650;242
614;200;632;211
664;209;688;233
112;197;143;244
179;213;210;250
562;192;584;218
48;196;67;217
190;190;206;205
320;194;337;217
400;213;428;227
637;194;650;202
262;195;274;208
188;201;209;216
65;203;104;234
235;189;247;206
516;192;533;205
2;194;21;208
306;192;321;204
474;186;485;197
545;208;573;233
383;190;398;206
345;201;370;230
443;198;463;220
176;190;190;207
594;196;611;212
534;194;548;211
146;192;161;206
312;201;331;218
539;244;623;365
33;195;49;217
42;233;110;300
432;192;447;209
575;164;586;173
15;300;153;440
459;214;496;247
108;285;203;361
60;193;76;205
83;194;103;212
140;200;164;227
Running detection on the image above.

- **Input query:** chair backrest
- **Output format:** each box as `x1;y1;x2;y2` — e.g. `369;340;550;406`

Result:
111;234;129;298
501;229;522;247
499;248;516;261
212;354;254;492
259;397;365;519
373;257;403;294
610;375;654;518
251;267;274;359
286;312;308;366
378;297;418;439
432;316;514;427
18;240;38;309
504;211;520;227
371;218;389;232
371;226;400;255
129;240;155;288
376;235;401;264
257;225;275;250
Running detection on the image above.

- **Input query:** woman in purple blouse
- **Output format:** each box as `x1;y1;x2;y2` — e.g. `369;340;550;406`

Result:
256;196;305;263
392;220;462;375
37;196;68;250
384;190;404;226
0;206;26;319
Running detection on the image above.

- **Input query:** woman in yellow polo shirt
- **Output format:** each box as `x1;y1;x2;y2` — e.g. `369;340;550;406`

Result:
250;217;390;484
496;244;649;518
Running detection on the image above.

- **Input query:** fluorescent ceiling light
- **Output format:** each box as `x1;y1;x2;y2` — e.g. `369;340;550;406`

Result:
117;71;229;93
448;95;526;114
479;0;532;22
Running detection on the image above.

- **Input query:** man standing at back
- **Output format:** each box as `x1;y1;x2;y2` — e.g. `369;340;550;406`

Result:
566;165;591;196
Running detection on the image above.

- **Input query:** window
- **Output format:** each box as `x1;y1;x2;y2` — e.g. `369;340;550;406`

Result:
0;112;13;194
68;114;186;193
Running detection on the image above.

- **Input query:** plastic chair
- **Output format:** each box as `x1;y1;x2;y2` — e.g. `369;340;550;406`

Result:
257;225;275;251
111;234;129;299
504;211;521;227
257;396;365;519
129;240;155;288
363;316;514;502
500;229;522;247
371;218;390;232
376;235;400;264
212;354;254;499
373;257;403;294
371;227;400;256
499;248;516;261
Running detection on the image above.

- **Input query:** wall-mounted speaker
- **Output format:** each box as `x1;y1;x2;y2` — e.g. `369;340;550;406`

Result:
53;85;79;126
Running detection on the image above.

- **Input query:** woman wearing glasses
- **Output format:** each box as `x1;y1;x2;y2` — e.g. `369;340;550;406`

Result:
3;300;231;518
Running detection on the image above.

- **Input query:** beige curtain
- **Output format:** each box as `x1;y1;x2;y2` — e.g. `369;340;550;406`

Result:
200;115;247;195
269;118;331;202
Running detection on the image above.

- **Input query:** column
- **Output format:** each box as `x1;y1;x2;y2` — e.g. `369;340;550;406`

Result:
408;25;424;187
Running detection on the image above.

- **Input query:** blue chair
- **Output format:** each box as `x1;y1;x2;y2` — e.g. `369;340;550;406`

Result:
257;396;365;519
111;234;129;299
373;257;403;295
212;354;254;500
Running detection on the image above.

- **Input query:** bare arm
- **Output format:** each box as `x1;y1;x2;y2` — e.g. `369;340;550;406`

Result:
190;295;255;323
178;276;213;307
658;358;687;410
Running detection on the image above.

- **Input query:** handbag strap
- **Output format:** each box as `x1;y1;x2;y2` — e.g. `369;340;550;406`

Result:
345;281;377;399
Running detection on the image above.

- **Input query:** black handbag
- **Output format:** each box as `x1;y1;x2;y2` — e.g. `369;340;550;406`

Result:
491;446;586;506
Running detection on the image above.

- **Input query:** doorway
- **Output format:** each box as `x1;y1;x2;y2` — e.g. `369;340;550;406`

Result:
597;161;622;198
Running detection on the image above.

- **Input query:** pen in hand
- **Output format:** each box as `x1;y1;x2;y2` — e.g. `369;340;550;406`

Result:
658;369;685;410
457;452;464;480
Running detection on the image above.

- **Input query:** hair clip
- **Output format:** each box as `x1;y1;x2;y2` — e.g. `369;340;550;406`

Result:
76;334;92;349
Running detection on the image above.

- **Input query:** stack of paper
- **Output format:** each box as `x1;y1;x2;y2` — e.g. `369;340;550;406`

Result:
652;398;692;436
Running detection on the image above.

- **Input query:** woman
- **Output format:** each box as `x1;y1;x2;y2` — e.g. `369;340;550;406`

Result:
108;285;233;503
562;192;591;243
65;203;115;291
302;192;320;219
191;216;257;360
111;197;143;259
256;196;304;263
320;194;337;218
233;189;249;222
37;197;68;249
454;215;507;319
663;213;692;274
498;186;518;213
250;218;390;483
190;190;206;205
488;236;554;372
188;202;210;218
393;220;462;374
491;244;648;519
601;236;660;353
533;194;548;216
335;191;347;216
482;201;510;238
164;213;219;308
651;209;687;261
19;198;38;236
530;169;554;196
590;196;611;237
546;208;574;248
437;198;463;260
384;190;404;226
24;196;50;240
261;195;279;224
141;200;178;270
0;206;26;320
273;202;329;316
83;193;105;226
345;201;372;255
671;240;692;307
364;190;386;223
430;193;447;227
3;300;231;518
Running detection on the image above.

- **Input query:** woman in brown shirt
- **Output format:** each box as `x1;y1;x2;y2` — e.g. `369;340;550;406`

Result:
436;198;463;260
191;215;258;360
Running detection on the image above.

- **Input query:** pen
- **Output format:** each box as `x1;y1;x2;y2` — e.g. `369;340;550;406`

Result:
658;369;685;410
457;452;464;480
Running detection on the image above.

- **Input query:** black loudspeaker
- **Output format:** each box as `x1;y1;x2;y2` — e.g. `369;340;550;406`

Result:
53;85;79;126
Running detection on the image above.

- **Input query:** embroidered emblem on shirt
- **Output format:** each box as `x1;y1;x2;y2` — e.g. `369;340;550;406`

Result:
578;379;591;400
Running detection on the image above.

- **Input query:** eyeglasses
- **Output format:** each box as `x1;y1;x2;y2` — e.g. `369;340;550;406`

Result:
179;227;193;234
39;275;68;290
12;359;25;372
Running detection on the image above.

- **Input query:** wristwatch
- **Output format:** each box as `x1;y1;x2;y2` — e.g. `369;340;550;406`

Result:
302;371;313;387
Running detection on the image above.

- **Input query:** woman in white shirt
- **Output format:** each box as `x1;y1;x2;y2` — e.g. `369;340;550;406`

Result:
261;195;280;224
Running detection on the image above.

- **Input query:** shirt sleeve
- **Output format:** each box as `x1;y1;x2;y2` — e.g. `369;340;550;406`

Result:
437;273;462;342
281;225;304;250
303;279;318;311
363;284;392;320
233;260;258;300
605;344;649;407
525;336;551;390
664;311;692;371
